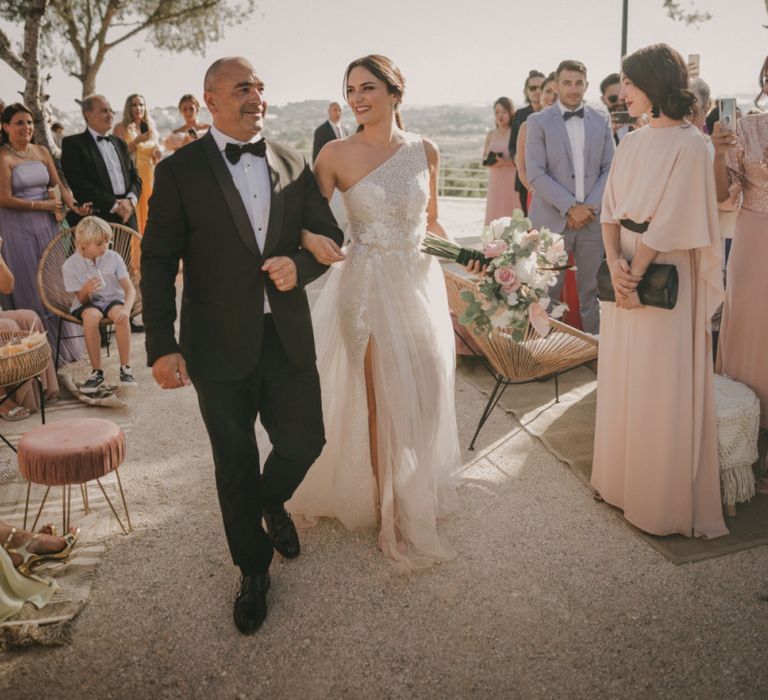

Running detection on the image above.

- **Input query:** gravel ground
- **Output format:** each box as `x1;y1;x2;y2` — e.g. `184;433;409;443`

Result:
0;353;766;699
0;200;766;698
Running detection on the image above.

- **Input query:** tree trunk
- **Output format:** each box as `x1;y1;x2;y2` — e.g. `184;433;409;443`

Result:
18;0;56;154
81;67;98;99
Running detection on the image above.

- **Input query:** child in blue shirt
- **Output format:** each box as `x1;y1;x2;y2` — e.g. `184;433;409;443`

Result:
62;216;137;392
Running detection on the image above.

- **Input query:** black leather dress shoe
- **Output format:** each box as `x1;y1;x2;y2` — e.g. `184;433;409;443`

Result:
263;506;300;559
233;573;270;634
129;319;144;333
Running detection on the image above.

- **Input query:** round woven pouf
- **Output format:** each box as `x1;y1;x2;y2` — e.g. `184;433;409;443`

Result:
17;418;131;534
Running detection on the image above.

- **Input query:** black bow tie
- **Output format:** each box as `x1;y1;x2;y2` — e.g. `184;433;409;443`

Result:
96;135;111;142
224;140;267;164
563;108;585;121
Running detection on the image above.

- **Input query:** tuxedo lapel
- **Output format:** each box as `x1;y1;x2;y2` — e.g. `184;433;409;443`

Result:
110;135;132;190
582;107;597;172
550;109;575;168
262;144;286;258
82;131;112;193
201;132;261;257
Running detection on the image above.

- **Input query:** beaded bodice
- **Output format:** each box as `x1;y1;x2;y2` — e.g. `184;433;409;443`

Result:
727;113;768;214
342;134;429;254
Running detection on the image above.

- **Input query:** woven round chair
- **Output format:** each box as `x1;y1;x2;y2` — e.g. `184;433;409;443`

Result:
36;223;143;367
444;269;599;449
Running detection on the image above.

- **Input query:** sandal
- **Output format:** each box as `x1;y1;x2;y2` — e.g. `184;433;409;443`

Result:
0;405;31;421
3;526;80;578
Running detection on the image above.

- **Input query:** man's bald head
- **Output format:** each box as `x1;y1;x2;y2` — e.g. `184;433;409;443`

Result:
204;57;254;92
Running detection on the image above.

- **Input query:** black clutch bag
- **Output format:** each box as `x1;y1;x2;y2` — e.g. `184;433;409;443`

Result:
596;259;678;310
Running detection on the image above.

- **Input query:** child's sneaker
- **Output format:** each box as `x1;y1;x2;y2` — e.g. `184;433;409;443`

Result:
119;365;137;388
79;369;105;394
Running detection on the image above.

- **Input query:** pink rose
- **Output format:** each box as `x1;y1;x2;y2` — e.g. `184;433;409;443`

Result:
494;266;520;292
483;240;508;258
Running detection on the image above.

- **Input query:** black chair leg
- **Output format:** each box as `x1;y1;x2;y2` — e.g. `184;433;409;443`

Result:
469;376;508;451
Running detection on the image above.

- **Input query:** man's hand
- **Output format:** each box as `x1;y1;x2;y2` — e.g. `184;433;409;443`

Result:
567;203;596;230
152;353;190;390
114;198;134;223
262;257;298;291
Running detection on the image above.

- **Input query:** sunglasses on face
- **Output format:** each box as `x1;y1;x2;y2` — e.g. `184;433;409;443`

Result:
606;94;620;104
528;85;543;91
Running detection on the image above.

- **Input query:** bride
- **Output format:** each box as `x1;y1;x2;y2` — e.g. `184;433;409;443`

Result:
288;55;462;570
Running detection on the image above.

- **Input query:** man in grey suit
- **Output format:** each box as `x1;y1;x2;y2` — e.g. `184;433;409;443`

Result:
526;60;614;334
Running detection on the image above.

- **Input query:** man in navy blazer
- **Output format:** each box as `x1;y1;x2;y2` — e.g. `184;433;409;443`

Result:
526;60;614;333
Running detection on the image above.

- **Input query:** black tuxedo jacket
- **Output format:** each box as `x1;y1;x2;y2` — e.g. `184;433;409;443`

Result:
140;132;343;382
312;121;340;163
61;130;142;226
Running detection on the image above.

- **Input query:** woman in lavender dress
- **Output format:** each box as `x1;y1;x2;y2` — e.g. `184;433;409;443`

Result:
0;104;88;366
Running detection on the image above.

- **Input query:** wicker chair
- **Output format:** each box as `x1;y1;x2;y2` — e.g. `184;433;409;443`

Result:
37;223;143;368
444;270;599;450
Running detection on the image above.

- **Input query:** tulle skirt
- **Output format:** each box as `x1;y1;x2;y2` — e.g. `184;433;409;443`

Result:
287;243;461;570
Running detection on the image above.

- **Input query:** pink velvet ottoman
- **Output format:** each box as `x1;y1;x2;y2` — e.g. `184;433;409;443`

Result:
18;418;132;534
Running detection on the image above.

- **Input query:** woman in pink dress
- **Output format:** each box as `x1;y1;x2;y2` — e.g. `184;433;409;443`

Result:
591;44;727;539
714;56;768;492
483;97;520;224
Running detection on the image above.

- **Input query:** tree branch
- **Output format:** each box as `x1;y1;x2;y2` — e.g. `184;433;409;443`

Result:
104;0;221;51
0;26;26;76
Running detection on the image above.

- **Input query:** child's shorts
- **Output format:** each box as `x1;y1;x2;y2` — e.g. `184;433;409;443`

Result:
71;299;123;320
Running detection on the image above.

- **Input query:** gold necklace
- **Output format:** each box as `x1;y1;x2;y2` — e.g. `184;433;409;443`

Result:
4;142;30;159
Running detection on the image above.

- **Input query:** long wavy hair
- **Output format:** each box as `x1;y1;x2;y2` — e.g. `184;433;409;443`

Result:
120;93;155;130
344;54;406;131
0;103;34;146
756;55;768;108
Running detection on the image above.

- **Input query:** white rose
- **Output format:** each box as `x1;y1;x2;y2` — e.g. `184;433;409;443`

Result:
514;255;537;284
489;217;513;239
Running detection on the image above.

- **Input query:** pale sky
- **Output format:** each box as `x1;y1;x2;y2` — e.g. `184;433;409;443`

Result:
1;0;765;112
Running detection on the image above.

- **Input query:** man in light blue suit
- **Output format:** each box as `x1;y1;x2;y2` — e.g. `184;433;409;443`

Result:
525;60;615;333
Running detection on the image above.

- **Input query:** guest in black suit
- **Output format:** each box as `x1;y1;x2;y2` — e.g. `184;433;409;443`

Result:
312;102;345;163
61;95;141;231
510;70;545;215
141;57;343;635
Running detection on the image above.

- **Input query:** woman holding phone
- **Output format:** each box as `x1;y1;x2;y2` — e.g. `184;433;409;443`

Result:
591;44;727;539
713;56;768;491
164;94;210;153
114;94;160;235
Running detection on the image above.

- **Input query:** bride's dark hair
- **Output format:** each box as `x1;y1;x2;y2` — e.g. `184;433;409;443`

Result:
344;54;405;131
621;43;696;120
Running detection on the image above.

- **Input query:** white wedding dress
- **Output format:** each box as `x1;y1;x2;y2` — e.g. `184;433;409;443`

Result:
287;132;461;570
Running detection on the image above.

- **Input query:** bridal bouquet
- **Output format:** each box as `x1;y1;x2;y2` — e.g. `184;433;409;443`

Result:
423;210;569;340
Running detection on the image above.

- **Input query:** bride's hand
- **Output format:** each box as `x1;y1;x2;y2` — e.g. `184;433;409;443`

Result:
464;260;489;275
301;229;346;265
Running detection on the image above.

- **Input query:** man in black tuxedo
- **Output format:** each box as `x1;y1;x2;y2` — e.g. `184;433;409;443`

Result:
141;57;343;635
61;95;141;231
312;102;345;163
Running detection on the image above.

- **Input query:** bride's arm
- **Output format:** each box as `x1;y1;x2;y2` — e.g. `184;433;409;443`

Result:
424;138;448;239
300;145;345;265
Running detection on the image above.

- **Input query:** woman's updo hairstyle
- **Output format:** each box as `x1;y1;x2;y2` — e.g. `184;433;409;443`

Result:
344;54;406;131
621;43;696;120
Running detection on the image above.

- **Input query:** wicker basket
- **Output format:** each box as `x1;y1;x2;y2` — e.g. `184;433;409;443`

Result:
0;330;52;386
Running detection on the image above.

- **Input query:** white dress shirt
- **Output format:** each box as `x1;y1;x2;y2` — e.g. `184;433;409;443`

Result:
557;101;586;203
330;121;343;139
210;124;272;311
88;127;137;208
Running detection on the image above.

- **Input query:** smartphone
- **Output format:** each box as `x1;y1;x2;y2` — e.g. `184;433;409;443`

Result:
610;111;635;125
718;98;737;129
687;54;700;79
139;121;149;134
